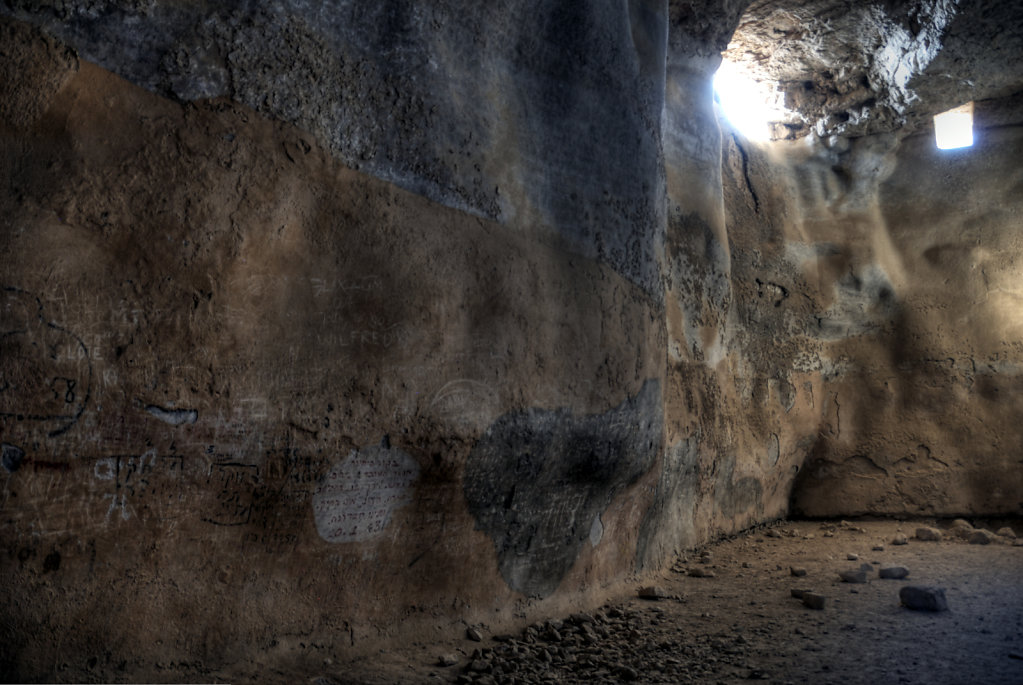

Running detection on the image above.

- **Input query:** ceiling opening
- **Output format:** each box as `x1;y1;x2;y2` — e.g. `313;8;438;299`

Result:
933;102;974;150
712;59;790;142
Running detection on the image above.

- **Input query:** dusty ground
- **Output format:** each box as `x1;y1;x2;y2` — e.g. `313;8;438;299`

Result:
242;518;1023;685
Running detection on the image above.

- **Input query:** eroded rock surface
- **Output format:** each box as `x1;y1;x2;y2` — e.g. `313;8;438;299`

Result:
2;1;1023;681
722;0;1023;138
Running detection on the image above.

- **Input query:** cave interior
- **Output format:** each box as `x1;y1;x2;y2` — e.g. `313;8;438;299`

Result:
1;0;1022;682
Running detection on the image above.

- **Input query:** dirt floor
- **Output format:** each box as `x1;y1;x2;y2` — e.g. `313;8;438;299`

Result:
257;518;1023;685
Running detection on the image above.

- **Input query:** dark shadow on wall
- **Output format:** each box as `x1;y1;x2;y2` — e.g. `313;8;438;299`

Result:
463;379;662;598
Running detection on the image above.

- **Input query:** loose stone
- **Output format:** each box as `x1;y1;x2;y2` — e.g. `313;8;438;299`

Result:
915;526;942;541
968;529;997;545
996;526;1016;539
891;533;909;546
899;586;949;611
879;566;910;579
802;593;826;610
467;627;483;642
839;570;868;583
638;586;669;600
790;566;808;577
847;553;859;561
951;520;974;539
688;567;716;578
438;654;459;667
616;665;639;681
790;588;812;599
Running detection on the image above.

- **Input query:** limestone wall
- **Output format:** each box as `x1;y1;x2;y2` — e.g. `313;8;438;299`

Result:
1;0;669;293
788;112;1023;516
2;2;1022;681
0;10;675;679
715;97;1023;518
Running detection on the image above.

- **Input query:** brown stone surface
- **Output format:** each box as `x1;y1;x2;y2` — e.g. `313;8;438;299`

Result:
0;19;668;678
778;128;1023;517
2;2;1023;682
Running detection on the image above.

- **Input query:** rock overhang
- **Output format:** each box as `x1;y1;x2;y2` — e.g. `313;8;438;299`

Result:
716;0;1023;141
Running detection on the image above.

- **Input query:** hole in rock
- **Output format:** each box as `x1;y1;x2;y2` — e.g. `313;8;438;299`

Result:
712;59;787;142
934;102;975;150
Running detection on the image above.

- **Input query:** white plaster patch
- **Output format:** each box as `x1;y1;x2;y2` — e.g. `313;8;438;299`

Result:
312;443;419;543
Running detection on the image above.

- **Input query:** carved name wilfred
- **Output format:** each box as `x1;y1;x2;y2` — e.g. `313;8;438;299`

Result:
312;443;419;543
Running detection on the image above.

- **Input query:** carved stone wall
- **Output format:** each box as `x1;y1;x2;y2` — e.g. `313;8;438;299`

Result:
2;2;1022;681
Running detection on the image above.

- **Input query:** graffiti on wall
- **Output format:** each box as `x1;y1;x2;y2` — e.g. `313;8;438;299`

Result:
312;442;420;543
0;286;92;440
463;379;662;598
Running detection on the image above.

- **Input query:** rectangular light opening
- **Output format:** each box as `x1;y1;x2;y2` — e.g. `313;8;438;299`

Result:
934;102;974;150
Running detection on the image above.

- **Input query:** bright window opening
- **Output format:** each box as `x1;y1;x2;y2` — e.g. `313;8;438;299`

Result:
713;61;773;142
934;102;974;150
712;60;790;143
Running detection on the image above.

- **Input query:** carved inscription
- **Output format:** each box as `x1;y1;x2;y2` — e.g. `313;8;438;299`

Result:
312;444;419;543
94;451;185;522
204;463;259;526
0;286;92;437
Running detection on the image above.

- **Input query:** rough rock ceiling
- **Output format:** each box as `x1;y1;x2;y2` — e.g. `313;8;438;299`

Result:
722;0;1023;139
2;0;1021;145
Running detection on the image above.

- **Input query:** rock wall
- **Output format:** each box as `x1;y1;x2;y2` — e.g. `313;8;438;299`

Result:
1;0;669;294
788;102;1023;516
2;1;1023;681
638;0;806;567
713;93;1023;519
0;9;676;680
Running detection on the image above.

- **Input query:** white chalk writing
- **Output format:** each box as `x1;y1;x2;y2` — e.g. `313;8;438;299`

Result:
312;444;419;543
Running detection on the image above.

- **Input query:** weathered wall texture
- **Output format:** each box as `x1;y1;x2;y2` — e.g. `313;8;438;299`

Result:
2;0;1023;681
711;93;1023;519
1;0;669;294
638;0;807;566
787;107;1023;516
0;10;675;680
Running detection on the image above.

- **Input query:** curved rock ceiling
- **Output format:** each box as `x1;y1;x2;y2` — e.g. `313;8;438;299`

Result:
722;0;1023;139
3;0;1020;146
